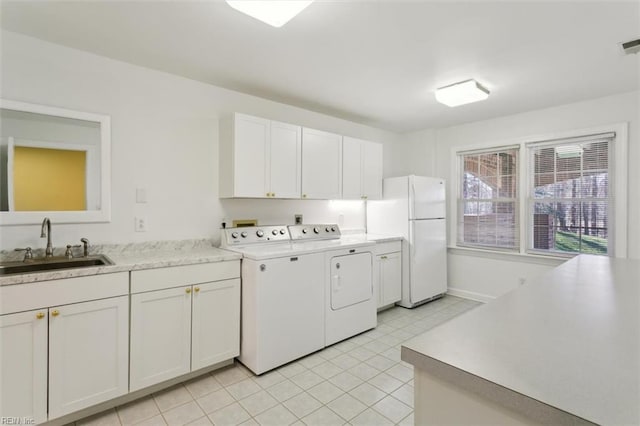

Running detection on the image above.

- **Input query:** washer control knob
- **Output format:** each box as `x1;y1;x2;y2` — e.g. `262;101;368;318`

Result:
256;230;264;237
231;232;239;239
280;229;286;235
313;227;320;234
325;227;331;232
302;228;308;234
272;230;278;236
331;226;336;232
241;231;248;238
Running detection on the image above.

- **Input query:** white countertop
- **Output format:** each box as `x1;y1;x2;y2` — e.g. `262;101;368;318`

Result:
402;255;640;425
0;245;241;286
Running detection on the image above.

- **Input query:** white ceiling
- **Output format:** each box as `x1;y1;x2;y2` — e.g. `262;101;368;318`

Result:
1;0;638;133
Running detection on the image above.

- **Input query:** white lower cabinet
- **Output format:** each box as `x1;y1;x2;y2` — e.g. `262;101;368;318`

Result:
0;309;48;424
375;242;402;309
130;262;241;391
49;296;129;418
191;279;240;370
130;287;193;391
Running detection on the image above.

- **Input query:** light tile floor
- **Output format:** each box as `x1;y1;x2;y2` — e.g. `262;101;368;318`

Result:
74;296;481;426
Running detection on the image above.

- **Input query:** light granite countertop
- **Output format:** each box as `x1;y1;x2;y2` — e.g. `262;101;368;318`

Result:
401;255;640;425
0;239;241;286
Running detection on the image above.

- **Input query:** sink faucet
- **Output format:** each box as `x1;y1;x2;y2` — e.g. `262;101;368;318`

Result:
40;217;54;258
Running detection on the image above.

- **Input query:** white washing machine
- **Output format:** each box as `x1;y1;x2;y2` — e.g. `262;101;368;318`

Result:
221;224;377;374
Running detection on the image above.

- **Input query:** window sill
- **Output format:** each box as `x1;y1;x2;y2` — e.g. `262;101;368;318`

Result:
448;246;572;266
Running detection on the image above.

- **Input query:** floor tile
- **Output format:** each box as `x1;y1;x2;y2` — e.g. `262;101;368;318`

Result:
76;408;121;426
348;363;381;381
162;401;205;426
289;370;324;390
328;371;363;392
326;394;367;421
368;372;403;394
385;364;413;383
185;416;212;426
117;396;161;425
330;353;359;370
316;346;342;360
266;379;304;402
379;347;401;362
254;404;297;426
391;383;413;408
277;362;307;378
252;370;287;389
311;361;343;379
349;382;386;406
238;390;279;416
301;406;346;426
208;402;251;426
364;355;396;372
214;366;250;387
196;389;235;415
306;381;344;404
363;340;391;354
225;378;261;400
137;415;168;426
348;334;373;346
154;385;193;412
371;395;412;423
238;419;258;426
349;408;394;426
376;333;404;347
282;392;322;418
397;412;414;426
348;346;376;362
332;340;358;352
185;375;223;399
298;353;325;369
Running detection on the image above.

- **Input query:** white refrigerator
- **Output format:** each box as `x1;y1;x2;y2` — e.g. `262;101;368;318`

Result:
367;175;447;308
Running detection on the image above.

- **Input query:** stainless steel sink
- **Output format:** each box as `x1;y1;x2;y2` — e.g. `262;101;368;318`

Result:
0;255;114;276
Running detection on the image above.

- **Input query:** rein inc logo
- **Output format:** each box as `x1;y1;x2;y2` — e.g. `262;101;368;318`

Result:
1;418;35;425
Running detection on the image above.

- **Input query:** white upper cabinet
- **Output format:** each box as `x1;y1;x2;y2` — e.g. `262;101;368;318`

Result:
342;136;383;200
219;113;301;198
302;128;342;199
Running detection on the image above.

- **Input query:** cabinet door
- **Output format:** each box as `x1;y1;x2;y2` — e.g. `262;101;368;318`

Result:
130;287;192;391
381;252;402;306
192;279;240;370
0;310;47;424
362;141;383;199
301;128;342;199
49;296;128;419
234;114;269;197
269;121;301;199
342;137;362;199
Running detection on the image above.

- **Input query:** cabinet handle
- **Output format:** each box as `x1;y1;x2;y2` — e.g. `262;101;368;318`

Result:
185;288;192;294
381;255;387;259
302;194;307;198
266;192;270;197
51;310;60;317
272;193;275;197
194;287;200;293
36;312;45;319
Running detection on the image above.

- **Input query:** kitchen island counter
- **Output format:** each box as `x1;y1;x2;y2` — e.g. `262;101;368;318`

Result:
402;254;639;425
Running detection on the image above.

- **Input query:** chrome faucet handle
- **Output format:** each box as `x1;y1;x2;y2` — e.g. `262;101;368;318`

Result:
65;244;82;259
15;247;34;262
80;238;90;257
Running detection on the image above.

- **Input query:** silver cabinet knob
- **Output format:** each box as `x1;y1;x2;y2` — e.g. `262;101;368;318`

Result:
260;264;266;271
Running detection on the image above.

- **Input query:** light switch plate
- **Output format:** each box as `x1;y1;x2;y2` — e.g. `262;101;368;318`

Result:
136;188;147;203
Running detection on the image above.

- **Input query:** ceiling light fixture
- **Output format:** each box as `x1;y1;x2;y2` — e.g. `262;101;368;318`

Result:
226;0;313;28
435;79;490;107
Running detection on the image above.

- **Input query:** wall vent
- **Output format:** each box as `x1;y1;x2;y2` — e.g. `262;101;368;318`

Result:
622;38;640;54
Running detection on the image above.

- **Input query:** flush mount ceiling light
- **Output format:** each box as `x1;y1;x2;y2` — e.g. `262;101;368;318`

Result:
226;0;313;28
435;79;490;107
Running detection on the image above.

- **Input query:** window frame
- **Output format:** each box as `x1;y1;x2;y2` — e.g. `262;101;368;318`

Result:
456;146;521;252
450;122;628;259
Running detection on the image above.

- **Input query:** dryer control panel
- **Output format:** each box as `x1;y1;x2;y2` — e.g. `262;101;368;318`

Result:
289;224;341;241
221;225;290;246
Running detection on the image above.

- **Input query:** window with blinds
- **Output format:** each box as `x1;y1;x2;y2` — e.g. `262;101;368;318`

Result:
529;133;613;255
458;148;519;250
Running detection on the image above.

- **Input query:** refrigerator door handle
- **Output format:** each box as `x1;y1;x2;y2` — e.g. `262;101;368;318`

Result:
410;181;415;219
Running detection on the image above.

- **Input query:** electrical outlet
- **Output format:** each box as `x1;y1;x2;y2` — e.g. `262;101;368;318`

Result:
135;217;147;232
295;214;303;224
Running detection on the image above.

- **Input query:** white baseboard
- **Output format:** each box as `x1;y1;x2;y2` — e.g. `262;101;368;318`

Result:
447;287;494;303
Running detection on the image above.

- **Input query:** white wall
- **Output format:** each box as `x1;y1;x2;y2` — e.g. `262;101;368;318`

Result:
432;91;639;300
387;129;437;178
0;30;398;250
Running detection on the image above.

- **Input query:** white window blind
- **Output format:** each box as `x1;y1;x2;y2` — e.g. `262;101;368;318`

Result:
457;147;519;250
528;132;613;255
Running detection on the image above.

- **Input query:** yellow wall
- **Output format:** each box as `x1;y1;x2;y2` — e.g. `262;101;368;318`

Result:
13;146;86;211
